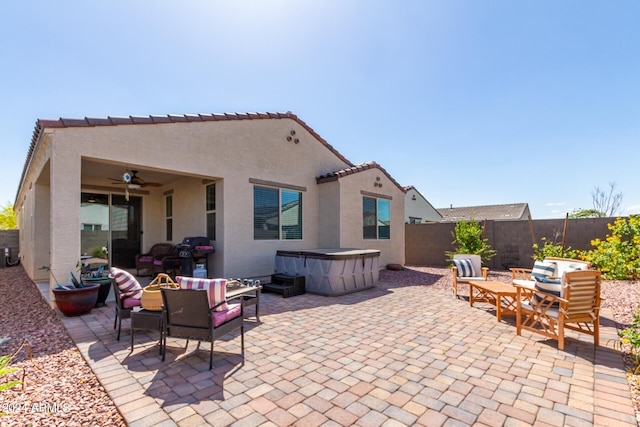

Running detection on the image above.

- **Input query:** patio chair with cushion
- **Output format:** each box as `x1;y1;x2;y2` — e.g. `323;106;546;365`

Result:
135;243;174;276
514;269;601;350
153;245;182;277
510;257;590;291
451;254;489;298
111;275;142;340
161;278;244;369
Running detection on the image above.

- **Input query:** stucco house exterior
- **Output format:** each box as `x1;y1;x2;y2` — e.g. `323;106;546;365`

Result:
14;112;406;294
403;186;442;223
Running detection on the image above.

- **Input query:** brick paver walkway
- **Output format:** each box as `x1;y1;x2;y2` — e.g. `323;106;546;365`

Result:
59;281;637;426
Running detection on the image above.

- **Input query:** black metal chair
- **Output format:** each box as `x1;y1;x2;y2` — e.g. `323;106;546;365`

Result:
160;288;244;369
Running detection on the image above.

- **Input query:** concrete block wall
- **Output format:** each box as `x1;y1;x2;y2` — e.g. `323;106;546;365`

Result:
405;217;614;270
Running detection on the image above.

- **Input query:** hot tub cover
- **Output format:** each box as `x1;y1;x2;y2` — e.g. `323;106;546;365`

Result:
275;248;380;296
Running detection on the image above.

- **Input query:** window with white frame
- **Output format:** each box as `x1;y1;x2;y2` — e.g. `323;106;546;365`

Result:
165;194;173;241
253;186;302;240
363;196;390;239
206;183;216;241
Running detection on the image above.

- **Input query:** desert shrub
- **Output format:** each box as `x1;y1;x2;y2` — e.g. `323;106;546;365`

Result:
619;308;640;373
532;237;577;261
579;215;640;280
446;217;496;263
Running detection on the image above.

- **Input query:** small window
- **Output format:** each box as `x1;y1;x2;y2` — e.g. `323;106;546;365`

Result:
165;194;173;241
206;183;216;240
254;186;302;240
363;196;390;240
409;217;422;224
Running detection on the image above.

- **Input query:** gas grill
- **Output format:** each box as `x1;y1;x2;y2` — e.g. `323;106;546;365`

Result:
176;236;215;277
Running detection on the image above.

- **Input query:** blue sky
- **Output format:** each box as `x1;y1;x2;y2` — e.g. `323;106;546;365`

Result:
2;1;638;219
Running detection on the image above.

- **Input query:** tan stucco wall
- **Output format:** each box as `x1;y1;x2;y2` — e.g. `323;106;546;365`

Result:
334;168;406;267
21;118;374;288
317;180;341;248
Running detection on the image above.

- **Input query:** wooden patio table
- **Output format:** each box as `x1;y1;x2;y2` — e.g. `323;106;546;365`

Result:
468;280;518;322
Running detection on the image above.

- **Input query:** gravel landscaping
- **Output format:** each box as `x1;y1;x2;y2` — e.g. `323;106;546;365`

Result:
1;264;639;426
0;266;125;427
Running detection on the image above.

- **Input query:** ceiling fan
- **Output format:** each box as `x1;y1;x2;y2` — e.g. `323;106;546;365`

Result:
107;170;162;201
108;170;162;189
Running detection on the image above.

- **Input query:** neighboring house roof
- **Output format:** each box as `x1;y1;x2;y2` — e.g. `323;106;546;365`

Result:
403;185;443;222
316;161;406;193
438;203;530;222
18;111;355;202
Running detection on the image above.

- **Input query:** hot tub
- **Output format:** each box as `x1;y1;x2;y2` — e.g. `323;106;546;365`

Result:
274;248;380;296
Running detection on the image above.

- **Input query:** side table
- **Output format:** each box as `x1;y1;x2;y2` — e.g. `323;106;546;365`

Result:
130;309;163;354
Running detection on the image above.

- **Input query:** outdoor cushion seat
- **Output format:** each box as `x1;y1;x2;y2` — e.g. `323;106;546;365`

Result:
510;257;590;290
451;254;489;298
111;279;140;341
153;246;181;277
161;287;244;369
136;243;173;276
514;269;601;350
213;303;241;327
122;296;142;309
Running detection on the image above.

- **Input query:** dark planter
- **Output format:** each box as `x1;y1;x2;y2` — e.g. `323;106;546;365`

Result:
52;283;100;316
82;277;112;307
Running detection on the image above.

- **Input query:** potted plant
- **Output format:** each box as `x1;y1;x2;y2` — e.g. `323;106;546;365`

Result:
41;266;101;316
79;258;111;307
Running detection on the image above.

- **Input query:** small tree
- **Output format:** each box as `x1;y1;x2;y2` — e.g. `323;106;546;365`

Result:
0;202;16;230
446;217;496;263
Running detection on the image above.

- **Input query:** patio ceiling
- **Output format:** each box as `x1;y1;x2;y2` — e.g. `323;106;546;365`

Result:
80;159;199;194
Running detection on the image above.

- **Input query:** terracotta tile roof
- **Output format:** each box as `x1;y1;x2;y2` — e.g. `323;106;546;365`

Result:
18;112;355;202
438;203;530;222
316;161;406;193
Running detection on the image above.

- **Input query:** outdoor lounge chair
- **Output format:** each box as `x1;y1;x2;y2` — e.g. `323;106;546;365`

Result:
161;287;244;369
514;269;601;350
135;243;173;276
451;254;489;298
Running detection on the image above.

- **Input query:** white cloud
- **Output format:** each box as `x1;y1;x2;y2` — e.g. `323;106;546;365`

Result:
624;205;640;214
546;202;566;207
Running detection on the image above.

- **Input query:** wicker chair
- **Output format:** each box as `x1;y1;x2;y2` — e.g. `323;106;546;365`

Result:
135;243;173;276
160;288;244;369
514;269;601;350
112;280;141;340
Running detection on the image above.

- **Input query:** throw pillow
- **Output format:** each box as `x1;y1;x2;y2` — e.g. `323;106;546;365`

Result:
531;260;556;279
453;258;475;277
110;267;143;300
533;276;562;306
176;276;228;312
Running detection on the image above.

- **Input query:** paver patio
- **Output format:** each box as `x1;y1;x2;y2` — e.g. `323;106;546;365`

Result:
57;279;637;426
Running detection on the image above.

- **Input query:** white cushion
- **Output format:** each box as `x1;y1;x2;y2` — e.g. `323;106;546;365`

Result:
513;279;536;290
456;276;487;283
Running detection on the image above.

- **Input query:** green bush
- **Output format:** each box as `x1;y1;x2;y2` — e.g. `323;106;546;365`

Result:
446;217;496;263
579;215;640;280
618;308;640;373
532;237;577;261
